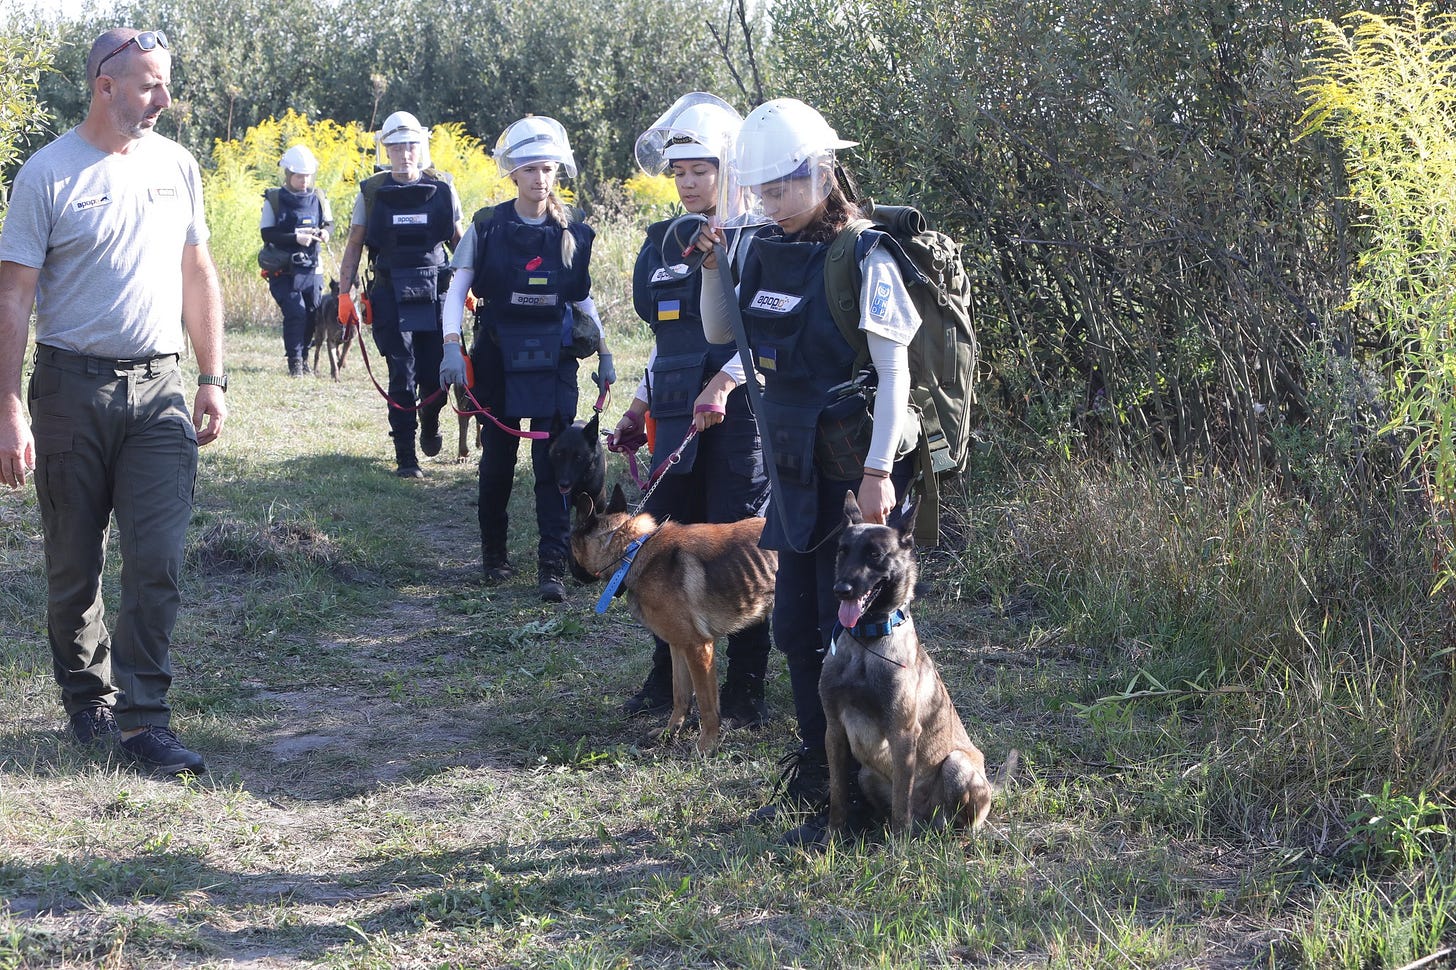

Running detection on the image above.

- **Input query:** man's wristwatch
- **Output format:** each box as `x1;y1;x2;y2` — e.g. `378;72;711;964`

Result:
198;373;228;392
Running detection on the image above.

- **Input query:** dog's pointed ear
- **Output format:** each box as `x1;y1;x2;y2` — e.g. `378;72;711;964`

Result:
548;414;566;436
608;482;629;514
584;412;599;438
843;489;863;526
889;496;920;543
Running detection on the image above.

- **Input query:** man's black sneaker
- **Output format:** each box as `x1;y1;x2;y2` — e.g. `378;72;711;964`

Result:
120;726;206;776
420;432;444;458
69;706;120;746
395;464;425;479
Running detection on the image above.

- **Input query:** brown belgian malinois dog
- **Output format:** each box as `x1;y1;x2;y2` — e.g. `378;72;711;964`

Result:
822;491;1016;835
571;483;776;754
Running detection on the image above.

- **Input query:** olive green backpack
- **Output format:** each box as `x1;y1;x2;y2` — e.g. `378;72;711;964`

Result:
824;202;979;545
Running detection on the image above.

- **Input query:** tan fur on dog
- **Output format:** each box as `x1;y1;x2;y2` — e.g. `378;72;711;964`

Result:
822;491;1016;834
572;484;776;753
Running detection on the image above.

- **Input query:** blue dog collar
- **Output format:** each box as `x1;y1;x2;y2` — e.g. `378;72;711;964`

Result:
830;608;909;649
594;533;652;614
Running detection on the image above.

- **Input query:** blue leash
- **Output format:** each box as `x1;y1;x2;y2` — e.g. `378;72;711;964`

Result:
593;532;654;614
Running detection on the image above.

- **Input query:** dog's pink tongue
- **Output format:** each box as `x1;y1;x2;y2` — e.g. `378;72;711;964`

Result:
838;599;863;628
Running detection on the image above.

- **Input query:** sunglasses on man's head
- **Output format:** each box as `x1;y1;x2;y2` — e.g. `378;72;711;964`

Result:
95;30;169;78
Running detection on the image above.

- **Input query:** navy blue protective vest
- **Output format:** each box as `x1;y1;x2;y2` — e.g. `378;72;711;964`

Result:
270;188;325;271
470;202;595;419
739;228;860;549
632;218;738;474
364;177;455;332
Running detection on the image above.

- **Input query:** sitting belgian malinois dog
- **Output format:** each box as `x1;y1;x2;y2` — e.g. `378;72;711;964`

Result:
571;483;776;754
822;491;1016;835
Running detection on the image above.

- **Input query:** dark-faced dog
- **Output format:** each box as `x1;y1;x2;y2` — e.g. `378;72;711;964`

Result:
311;280;356;381
572;483;776;754
549;414;607;581
821;491;1016;835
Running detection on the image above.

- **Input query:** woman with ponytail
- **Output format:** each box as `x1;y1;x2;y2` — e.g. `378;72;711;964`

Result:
439;116;610;603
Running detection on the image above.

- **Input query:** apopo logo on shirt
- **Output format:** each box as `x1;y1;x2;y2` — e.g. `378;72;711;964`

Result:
748;290;802;314
73;194;111;212
393;213;428;225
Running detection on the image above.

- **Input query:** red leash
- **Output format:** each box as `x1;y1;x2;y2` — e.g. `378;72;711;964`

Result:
450;383;550;441
350;316;446;413
346;309;548;440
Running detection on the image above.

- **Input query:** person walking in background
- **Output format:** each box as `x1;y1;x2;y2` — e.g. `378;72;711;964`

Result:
0;27;228;776
614;93;772;727
698;99;921;842
260;143;332;377
439;115;611;603
338;111;463;478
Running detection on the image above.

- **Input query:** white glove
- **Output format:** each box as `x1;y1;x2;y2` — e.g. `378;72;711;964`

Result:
293;229;316;247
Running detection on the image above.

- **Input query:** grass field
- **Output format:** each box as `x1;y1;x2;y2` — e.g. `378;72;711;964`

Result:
1;303;1453;967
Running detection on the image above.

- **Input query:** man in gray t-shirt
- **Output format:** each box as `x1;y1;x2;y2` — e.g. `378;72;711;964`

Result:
0;28;227;776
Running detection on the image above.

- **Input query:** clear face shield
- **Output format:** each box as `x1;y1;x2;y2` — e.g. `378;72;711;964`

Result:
657;149;839;281
730;149;837;230
281;169;314;192
376;137;431;178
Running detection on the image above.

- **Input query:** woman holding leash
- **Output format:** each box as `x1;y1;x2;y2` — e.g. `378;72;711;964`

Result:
337;110;464;478
697;99;920;840
260;144;332;377
439;115;612;603
611;93;772;728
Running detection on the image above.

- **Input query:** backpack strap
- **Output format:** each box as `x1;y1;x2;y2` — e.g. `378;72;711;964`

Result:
825;217;946;547
824;218;875;372
263;187;282;221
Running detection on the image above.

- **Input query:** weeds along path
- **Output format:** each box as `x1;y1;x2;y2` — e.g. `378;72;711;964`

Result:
1;329;1321;967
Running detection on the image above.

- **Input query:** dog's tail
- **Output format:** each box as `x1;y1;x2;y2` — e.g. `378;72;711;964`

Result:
991;749;1020;796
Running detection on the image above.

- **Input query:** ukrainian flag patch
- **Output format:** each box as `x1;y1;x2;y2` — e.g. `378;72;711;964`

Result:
757;346;778;371
528;276;549;286
658;299;681;321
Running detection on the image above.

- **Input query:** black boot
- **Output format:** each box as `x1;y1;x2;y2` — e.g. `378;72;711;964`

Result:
287;355;304;377
482;540;514;584
538;559;567;603
621;643;673;717
719;665;769;729
780;781;884;849
393;435;423;479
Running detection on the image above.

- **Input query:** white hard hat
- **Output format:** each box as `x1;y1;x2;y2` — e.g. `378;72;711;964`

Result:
635;93;742;175
731;98;856;186
379;110;428;146
279;144;318;176
494;115;577;178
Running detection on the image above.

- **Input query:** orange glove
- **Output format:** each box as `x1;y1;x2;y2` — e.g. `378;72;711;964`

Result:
362;295;373;326
464;292;478;313
338;292;358;327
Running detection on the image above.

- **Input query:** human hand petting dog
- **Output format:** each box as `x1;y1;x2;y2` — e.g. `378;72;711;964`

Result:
857;472;896;525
